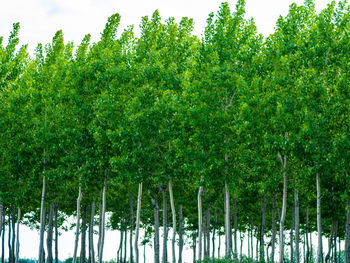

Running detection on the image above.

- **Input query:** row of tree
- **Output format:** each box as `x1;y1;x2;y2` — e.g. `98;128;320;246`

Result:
0;0;349;263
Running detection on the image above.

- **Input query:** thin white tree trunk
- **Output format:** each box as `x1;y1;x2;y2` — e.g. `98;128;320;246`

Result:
38;176;46;263
225;183;231;259
98;174;107;263
344;198;350;263
134;182;142;263
278;152;287;263
317;173;323;263
169;179;176;263
295;190;300;263
15;208;20;263
198;186;203;261
73;186;82;263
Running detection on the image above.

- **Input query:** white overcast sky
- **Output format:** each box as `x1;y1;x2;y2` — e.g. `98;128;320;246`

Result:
0;0;340;54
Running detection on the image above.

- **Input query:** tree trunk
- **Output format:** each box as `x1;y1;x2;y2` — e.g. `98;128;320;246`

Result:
117;228;124;263
291;204;294;263
295;191;300;263
316;173;323;263
272;192;277;263
248;225;250;258
129;193;134;263
178;205;183;263
346;198;350;263
169;179;176;263
306;206;310;263
124;225;127;263
203;212;206;257
326;222;335;263
38;176;46;263
143;243;146;263
279;153;287;263
55;202;59;263
218;232;221;259
251;219;254;260
334;221;337;263
81;205;87;263
192;232;196;263
0;204;2;240
151;198;160;263
261;195;266;262
310;230;313;262
197;186;203;261
98;174;107;263
1;214;4;263
162;186;167;263
11;208;15;263
47;203;54;263
98;200;102;260
134;183;142;263
206;207;210;258
15;208;20;263
212;208;217;260
240;232;243;260
225;183;231;259
89;202;95;263
73;186;82;263
8;213;12;263
234;199;238;259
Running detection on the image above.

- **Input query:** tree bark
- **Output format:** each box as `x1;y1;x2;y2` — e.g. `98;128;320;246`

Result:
8;213;12;263
225;183;231;259
295;191;300;263
206;207;210;258
15;208;20;263
212;208;217;260
134;182;142;263
89;201;95;263
203;212;206;257
278;152;287;263
197;186;203;261
124;225;127;263
248;225;251;259
73;186;82;263
1;214;4;263
55;202;59;263
97;200;102;260
38;176;46;263
291;204;294;263
117;228;124;263
129;193;134;263
178;205;183;263
11;208;15;263
151;198;160;263
0;204;2;240
306;206;310;263
162;186;167;263
81;205;87;263
218;232;221;259
272;192;277;263
261;195;266;262
325;222;335;263
98;173;107;263
316;173;323;263
47;203;54;263
192;232;196;263
345;198;350;263
234;199;238;259
334;221;337;263
168;179;176;263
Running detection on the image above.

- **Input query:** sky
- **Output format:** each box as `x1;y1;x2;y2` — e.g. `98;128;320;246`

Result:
0;0;340;54
0;0;341;261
